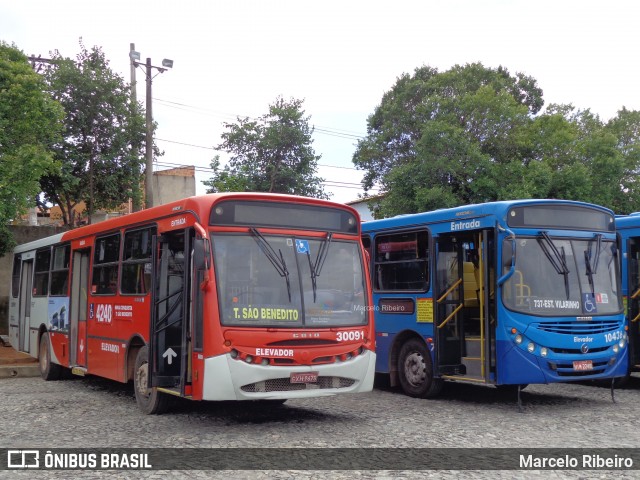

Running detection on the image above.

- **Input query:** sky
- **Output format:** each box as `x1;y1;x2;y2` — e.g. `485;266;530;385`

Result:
2;1;640;203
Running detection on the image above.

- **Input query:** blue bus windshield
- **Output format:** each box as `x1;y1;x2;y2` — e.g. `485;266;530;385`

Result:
502;236;621;316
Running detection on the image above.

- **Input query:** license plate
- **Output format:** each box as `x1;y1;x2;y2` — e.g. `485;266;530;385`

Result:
573;360;593;372
290;372;318;384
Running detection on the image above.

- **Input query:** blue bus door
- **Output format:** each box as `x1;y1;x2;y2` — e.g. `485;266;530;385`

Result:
435;230;495;382
435;235;464;375
626;236;640;371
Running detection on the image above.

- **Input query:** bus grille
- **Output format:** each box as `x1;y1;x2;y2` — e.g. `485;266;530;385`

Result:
532;320;619;335
241;376;356;393
549;346;609;354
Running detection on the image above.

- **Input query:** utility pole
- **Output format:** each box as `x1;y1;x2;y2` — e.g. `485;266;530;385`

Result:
144;57;154;208
129;43;141;212
130;48;173;209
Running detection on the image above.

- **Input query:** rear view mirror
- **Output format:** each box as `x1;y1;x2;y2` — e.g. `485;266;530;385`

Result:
194;238;211;271
502;238;514;269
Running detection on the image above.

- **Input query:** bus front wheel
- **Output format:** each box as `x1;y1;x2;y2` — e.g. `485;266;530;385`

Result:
397;338;443;398
134;346;171;415
39;332;62;381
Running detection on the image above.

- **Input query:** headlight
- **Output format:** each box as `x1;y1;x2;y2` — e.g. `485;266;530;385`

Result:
527;342;535;353
619;338;626;349
613;344;620;354
515;334;523;345
245;355;254;363
540;347;548;357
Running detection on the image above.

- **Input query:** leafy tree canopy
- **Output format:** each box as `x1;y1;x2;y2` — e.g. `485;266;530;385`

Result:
0;42;63;255
353;62;640;217
204;96;329;199
39;40;147;226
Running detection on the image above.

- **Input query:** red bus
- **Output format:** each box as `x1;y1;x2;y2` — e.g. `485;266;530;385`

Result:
8;193;375;413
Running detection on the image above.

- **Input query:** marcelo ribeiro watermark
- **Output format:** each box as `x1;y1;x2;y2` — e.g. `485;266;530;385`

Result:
521;454;633;469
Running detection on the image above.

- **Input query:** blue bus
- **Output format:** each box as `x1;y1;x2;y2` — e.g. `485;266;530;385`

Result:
361;199;627;398
613;213;640;378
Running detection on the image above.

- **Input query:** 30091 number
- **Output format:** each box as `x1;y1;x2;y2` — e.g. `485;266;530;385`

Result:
336;330;365;342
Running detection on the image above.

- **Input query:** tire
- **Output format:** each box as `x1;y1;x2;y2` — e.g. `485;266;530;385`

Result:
397;338;443;398
134;346;171;415
39;332;62;381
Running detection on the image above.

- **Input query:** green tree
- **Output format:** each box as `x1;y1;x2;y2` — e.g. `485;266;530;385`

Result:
353;63;543;217
0;42;63;255
528;105;634;213
204;97;329;199
354;62;640;217
39;41;147;226
604;107;640;213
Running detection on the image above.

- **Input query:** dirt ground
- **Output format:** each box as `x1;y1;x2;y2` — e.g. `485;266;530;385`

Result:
0;339;37;365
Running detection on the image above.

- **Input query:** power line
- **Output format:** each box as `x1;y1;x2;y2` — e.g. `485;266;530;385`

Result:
313;127;362;140
153;160;378;192
154;159;367;188
153;97;367;140
324;183;374;190
156;138;220;151
155;137;362;172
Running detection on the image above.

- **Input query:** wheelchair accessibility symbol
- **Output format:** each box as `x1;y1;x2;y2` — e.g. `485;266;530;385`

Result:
295;240;309;254
582;293;598;314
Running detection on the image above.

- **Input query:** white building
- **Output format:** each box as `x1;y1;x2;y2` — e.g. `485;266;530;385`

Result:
345;196;383;222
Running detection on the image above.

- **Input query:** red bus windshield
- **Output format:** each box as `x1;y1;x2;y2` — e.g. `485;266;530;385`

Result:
212;233;368;327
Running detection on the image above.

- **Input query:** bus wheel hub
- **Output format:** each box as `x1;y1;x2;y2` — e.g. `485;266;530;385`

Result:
405;352;426;385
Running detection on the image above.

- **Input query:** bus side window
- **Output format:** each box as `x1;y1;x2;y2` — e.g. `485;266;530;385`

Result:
11;254;21;298
121;227;156;295
50;244;71;296
34;248;52;296
92;233;121;295
374;231;428;291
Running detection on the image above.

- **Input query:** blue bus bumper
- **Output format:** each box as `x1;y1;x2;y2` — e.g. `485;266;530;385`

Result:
497;340;629;384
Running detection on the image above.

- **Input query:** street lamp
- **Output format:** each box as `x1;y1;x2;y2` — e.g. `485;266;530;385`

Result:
130;46;173;208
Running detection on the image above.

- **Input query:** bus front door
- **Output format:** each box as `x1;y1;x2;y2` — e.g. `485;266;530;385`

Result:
435;230;495;383
149;229;192;395
627;237;640;371
435;235;464;375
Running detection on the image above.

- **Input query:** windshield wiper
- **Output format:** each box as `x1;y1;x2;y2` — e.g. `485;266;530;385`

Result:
538;231;570;299
306;232;333;302
584;234;603;295
250;228;291;302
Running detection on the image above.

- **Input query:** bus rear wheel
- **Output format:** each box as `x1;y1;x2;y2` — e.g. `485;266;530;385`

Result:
397;338;443;398
39;332;62;381
134;346;171;415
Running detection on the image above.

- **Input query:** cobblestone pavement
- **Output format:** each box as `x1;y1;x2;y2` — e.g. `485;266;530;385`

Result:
1;374;640;479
